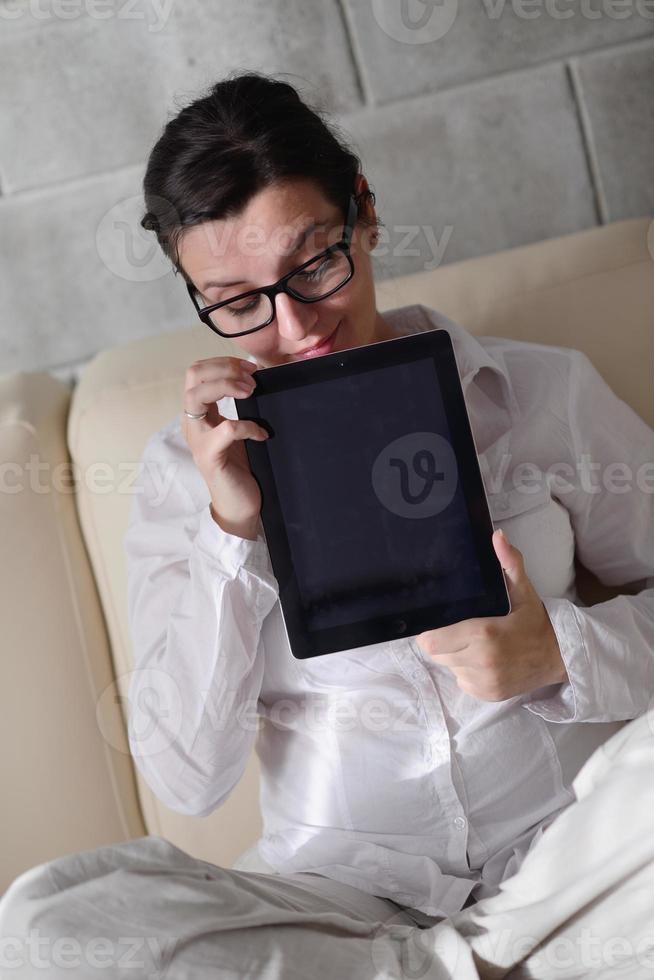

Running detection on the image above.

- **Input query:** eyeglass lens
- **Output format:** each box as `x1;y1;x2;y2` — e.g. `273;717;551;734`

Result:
206;250;351;335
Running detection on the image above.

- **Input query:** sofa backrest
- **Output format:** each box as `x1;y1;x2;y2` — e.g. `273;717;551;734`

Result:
67;216;654;868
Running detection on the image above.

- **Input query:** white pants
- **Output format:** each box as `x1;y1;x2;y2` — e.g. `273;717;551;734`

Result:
2;709;653;979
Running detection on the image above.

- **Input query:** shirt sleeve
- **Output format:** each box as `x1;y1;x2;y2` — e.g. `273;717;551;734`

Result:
522;350;654;724
123;431;279;816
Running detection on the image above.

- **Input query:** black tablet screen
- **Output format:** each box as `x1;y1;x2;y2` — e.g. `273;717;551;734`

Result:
254;355;485;632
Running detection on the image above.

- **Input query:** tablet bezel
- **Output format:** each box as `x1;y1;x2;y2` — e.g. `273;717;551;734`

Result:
235;328;510;659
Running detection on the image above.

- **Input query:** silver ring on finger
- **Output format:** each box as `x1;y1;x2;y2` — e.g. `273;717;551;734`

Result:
183;409;208;420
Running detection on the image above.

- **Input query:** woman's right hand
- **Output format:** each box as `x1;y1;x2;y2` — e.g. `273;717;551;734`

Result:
181;356;269;539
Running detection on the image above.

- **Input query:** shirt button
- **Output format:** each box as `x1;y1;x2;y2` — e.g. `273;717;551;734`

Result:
410;668;421;681
453;816;467;830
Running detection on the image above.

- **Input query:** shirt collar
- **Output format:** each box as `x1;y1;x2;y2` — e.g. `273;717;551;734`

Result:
383;303;519;457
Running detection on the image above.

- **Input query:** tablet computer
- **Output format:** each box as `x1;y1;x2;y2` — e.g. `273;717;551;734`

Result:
235;327;510;659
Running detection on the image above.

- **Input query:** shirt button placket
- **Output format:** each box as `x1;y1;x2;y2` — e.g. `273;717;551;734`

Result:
403;652;470;867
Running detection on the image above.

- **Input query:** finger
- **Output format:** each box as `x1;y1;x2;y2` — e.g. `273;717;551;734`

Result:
186;356;257;384
202;418;269;459
183;355;257;407
426;651;473;669
415;620;474;656
181;399;222;441
183;374;257;417
492;529;533;607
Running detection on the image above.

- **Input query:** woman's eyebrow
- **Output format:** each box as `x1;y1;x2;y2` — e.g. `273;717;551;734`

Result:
200;217;333;291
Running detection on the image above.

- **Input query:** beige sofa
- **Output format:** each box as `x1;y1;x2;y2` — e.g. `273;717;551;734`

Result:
2;216;653;895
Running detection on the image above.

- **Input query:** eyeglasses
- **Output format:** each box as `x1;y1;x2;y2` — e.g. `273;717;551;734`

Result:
186;194;358;338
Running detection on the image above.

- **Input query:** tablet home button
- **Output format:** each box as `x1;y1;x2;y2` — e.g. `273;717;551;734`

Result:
392;619;407;634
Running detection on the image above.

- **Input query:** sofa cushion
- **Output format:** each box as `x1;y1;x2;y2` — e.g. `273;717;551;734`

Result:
0;372;145;892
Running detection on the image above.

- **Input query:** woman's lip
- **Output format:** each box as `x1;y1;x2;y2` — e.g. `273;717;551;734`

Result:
294;322;341;359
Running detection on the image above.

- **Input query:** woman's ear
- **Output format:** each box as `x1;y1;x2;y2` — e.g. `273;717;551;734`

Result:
353;173;375;217
353;173;380;254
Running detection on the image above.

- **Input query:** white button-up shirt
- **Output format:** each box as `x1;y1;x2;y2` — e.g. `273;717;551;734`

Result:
124;303;654;917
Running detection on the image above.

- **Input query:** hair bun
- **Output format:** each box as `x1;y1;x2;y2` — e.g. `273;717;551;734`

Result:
141;211;161;233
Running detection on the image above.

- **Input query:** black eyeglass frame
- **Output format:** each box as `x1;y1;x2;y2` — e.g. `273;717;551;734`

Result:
186;194;359;339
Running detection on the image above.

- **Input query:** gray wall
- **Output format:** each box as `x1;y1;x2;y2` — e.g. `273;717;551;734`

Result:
1;0;653;385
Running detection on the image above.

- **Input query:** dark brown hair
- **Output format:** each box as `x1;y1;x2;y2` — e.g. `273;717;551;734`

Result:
140;70;379;279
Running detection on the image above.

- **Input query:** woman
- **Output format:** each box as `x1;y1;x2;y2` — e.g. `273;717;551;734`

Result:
2;71;654;979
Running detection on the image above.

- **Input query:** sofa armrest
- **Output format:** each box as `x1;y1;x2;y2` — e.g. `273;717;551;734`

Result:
0;371;146;893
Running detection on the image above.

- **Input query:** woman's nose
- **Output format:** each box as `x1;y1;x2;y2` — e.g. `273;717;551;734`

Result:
274;292;318;340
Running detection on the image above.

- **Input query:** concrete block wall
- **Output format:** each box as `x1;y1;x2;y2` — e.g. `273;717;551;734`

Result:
1;0;652;384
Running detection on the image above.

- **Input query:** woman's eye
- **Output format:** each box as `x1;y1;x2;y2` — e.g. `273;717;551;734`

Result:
226;298;260;317
297;257;331;281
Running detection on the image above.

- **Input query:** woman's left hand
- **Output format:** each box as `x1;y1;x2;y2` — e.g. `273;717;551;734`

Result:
415;529;568;701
